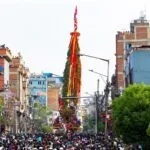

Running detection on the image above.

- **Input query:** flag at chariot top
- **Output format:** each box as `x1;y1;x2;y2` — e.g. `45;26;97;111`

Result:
74;6;78;31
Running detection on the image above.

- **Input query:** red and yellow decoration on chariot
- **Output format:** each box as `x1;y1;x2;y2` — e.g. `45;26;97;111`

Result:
53;6;81;132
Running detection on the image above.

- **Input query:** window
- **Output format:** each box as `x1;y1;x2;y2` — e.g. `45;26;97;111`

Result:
126;43;132;51
38;81;41;85
0;66;4;74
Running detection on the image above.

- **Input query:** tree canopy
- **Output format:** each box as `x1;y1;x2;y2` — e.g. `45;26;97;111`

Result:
0;97;7;124
112;84;150;149
33;102;52;133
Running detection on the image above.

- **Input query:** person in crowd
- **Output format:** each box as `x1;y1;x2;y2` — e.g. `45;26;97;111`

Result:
0;131;126;149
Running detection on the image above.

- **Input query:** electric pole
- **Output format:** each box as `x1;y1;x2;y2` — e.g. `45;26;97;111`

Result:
95;79;100;134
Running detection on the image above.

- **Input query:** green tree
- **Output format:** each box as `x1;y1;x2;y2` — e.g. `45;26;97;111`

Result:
112;84;150;149
83;115;95;133
41;125;53;133
0;97;3;120
33;102;52;132
0;97;7;128
97;122;105;132
88;115;95;129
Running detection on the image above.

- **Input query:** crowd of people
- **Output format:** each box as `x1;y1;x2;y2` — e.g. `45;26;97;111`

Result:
0;132;125;150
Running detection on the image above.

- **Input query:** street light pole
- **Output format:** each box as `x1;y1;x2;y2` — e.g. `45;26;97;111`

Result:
95;79;99;134
79;53;110;136
79;53;109;63
105;59;110;137
89;69;107;84
89;69;107;78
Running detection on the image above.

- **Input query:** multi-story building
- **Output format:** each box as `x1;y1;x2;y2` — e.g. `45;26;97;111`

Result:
28;73;47;107
125;45;150;85
115;15;150;92
28;73;63;128
9;53;29;110
44;73;63;111
28;73;63;109
0;45;12;132
0;45;12;90
9;53;29;133
43;73;63;127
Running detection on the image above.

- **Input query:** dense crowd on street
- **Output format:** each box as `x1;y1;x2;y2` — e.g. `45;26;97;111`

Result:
0;131;142;150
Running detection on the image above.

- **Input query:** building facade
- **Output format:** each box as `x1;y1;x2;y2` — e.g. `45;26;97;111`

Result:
28;73;63;129
0;45;12;90
9;53;29;133
115;15;150;91
28;73;47;107
44;73;63;111
9;54;29;111
0;45;12;132
125;46;150;86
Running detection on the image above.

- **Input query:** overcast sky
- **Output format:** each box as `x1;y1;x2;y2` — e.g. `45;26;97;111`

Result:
0;0;149;96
